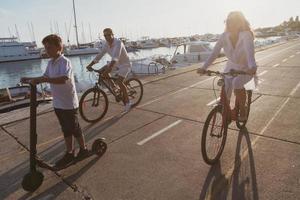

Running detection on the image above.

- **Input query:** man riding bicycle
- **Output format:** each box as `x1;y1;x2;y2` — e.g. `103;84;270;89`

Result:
86;28;132;112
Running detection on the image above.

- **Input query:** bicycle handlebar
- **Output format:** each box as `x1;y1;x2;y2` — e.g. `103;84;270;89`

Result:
86;66;106;74
204;69;250;77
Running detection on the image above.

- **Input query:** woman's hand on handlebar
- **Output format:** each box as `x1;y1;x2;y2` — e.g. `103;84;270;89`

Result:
246;68;257;75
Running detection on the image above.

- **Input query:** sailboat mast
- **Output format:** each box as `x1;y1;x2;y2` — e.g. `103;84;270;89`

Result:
72;0;79;47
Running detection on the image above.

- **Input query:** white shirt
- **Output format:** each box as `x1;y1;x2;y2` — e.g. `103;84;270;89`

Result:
43;55;79;109
203;31;257;72
93;38;131;68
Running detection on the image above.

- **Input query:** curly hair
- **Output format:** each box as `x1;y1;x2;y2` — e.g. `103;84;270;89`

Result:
42;34;63;50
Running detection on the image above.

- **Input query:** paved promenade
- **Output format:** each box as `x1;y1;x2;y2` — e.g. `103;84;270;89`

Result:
1;39;300;200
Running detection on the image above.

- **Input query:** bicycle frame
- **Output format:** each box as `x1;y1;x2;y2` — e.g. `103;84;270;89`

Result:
91;71;120;97
201;69;253;164
219;83;237;123
86;66;142;108
207;70;250;129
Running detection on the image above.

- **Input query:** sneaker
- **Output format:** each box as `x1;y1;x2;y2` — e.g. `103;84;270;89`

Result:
124;102;131;112
76;148;89;161
55;152;75;168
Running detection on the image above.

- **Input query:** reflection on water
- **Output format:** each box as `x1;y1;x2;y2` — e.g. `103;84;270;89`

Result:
0;47;182;88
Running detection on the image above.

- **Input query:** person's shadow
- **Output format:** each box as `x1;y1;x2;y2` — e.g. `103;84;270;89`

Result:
0;111;127;200
199;127;258;200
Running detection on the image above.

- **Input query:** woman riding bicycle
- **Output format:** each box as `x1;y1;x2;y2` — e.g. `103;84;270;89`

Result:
197;11;257;122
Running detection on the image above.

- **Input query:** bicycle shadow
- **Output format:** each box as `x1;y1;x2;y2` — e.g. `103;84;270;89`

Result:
0;111;127;199
231;127;258;200
199;127;258;200
199;161;230;200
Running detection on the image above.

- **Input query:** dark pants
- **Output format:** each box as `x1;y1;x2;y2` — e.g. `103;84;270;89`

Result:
54;108;82;138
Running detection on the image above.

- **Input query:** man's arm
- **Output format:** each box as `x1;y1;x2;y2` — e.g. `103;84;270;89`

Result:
87;46;107;70
104;40;121;72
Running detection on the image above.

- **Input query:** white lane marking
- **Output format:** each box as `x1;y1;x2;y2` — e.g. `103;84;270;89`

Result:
282;58;288;63
257;43;300;61
137;120;182;145
224;80;300;180
289;55;295;58
290;81;300;96
207;97;220;106
258;70;268;76
272;63;280;68
138;77;214;107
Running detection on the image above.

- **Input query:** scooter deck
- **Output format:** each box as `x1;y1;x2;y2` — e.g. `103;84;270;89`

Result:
36;138;107;171
36;149;100;171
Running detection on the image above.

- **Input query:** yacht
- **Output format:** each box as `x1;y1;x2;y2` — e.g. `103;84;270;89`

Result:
64;45;99;56
136;37;160;49
0;37;41;63
170;41;213;66
64;0;103;56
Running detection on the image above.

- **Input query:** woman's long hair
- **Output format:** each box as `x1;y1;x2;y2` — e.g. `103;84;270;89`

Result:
225;11;254;46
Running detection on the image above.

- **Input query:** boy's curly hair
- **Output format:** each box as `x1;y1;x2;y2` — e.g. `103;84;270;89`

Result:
42;34;63;50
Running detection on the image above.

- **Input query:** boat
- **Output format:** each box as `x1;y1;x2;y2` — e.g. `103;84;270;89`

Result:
170;41;213;67
0;37;41;63
63;0;102;56
64;45;99;56
130;54;172;75
135;37;160;49
159;38;172;47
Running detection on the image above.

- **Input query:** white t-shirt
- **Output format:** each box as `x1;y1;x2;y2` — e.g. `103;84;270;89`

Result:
43;55;79;109
93;38;131;69
202;31;257;72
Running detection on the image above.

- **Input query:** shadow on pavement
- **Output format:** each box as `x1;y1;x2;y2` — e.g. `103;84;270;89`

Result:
199;127;258;200
0;112;126;199
19;156;100;200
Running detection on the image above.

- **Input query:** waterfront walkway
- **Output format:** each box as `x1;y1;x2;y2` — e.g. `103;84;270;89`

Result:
1;39;300;200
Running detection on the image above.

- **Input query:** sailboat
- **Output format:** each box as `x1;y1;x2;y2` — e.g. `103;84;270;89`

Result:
64;0;102;56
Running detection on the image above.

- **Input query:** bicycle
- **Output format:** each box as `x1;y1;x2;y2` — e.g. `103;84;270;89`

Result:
201;69;253;165
79;66;143;123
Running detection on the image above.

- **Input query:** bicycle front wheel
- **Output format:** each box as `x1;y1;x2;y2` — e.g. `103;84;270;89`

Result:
201;105;228;165
79;88;108;123
125;78;143;107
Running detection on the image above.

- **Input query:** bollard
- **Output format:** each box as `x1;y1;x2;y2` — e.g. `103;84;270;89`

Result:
22;83;44;192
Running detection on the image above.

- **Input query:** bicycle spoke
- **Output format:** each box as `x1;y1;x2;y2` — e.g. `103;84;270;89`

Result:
79;88;108;123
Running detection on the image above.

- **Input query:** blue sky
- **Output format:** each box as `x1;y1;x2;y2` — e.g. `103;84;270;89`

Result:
0;0;299;46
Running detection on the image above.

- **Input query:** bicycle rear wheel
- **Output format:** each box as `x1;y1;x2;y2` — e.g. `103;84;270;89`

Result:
236;90;252;129
201;105;228;165
125;78;143;107
79;88;108;123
